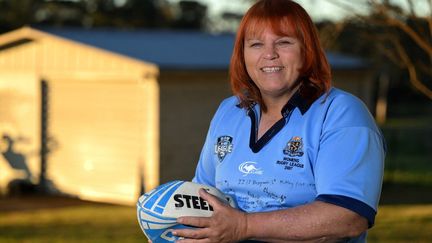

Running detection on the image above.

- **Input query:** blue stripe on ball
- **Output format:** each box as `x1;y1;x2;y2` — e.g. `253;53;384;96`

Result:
143;180;179;210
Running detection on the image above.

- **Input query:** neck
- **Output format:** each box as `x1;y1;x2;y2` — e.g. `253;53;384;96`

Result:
261;86;300;117
262;99;285;118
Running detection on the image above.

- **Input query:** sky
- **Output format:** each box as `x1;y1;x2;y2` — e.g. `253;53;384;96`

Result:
165;0;354;21
165;0;431;21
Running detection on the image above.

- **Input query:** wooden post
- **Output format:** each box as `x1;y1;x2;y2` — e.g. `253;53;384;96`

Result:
40;79;49;192
376;72;390;125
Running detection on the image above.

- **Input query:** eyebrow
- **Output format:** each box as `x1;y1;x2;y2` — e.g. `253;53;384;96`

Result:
245;36;297;41
245;38;260;42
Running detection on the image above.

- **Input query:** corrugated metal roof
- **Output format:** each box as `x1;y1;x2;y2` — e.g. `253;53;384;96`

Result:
38;27;367;70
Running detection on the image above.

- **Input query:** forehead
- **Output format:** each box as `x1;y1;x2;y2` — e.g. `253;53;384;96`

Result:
244;16;297;39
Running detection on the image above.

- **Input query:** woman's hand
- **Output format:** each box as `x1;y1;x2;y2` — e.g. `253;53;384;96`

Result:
173;189;248;243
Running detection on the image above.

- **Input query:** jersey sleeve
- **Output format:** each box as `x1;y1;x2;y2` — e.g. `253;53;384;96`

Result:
313;94;385;227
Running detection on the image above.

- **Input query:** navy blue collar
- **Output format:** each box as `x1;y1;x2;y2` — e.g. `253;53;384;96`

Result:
280;89;312;117
246;89;313;153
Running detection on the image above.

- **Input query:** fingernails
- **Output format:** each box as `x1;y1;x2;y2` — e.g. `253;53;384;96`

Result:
199;188;208;194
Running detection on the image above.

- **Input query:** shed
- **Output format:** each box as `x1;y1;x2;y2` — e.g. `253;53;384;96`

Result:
0;27;159;205
0;27;376;200
34;27;375;184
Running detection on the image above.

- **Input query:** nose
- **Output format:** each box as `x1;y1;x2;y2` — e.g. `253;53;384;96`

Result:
263;45;279;60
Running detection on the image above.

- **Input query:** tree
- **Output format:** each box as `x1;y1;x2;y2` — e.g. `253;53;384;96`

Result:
173;1;207;29
325;0;432;101
0;0;43;32
0;0;204;32
204;0;255;33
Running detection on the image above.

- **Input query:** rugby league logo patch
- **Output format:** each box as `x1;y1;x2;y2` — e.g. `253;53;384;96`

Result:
276;136;305;171
214;135;233;162
283;136;304;157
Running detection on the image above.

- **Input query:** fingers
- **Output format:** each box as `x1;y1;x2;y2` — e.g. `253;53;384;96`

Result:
199;188;223;209
173;227;211;241
173;188;234;242
177;215;211;228
176;238;208;243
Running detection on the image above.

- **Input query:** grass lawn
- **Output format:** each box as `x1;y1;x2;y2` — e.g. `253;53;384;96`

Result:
0;204;144;243
0;201;431;242
369;204;432;242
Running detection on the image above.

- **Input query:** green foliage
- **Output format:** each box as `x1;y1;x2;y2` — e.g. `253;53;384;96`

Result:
0;0;209;33
381;120;432;186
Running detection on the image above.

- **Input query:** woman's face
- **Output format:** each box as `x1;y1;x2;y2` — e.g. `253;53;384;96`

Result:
244;28;303;101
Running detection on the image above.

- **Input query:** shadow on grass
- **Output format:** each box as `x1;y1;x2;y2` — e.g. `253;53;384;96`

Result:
0;195;115;212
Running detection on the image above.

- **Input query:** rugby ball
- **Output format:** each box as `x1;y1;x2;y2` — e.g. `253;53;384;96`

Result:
136;180;236;243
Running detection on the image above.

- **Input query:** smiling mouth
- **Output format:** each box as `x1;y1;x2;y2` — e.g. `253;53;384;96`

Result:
260;66;284;73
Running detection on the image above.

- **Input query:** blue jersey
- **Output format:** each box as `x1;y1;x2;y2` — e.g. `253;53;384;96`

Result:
193;88;385;241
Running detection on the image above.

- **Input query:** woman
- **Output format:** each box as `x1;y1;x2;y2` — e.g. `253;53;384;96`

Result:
173;0;385;242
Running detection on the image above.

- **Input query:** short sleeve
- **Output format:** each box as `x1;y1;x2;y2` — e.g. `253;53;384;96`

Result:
314;93;385;227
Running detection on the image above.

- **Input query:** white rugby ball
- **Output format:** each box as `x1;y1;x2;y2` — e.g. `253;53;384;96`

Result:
136;180;236;243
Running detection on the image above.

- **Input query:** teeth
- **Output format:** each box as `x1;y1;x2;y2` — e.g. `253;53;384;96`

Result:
261;67;284;72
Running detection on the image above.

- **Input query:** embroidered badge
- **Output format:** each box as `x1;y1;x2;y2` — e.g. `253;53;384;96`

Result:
214;136;233;162
276;136;305;170
283;136;304;157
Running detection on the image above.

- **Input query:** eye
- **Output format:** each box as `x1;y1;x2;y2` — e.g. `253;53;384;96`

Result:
277;36;298;46
249;42;263;48
277;40;293;46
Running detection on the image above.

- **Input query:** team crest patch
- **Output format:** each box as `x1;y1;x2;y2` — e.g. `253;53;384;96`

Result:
214;136;233;162
277;136;305;171
283;136;304;157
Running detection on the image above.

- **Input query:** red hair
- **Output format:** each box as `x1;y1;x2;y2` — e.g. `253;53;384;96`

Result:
230;0;331;110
